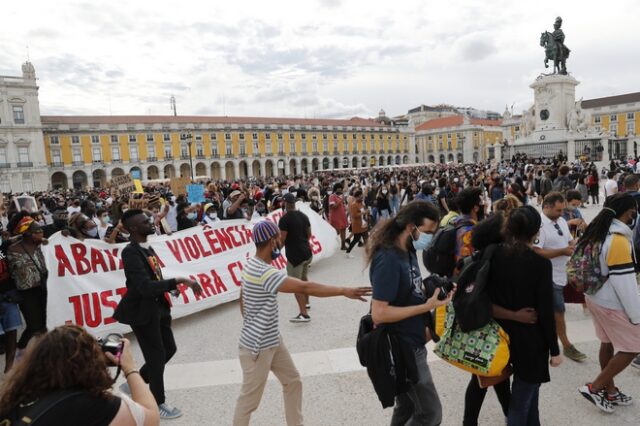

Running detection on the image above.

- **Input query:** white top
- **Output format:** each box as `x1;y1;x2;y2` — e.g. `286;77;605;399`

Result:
166;204;178;232
535;214;572;287
604;179;618;197
67;206;81;215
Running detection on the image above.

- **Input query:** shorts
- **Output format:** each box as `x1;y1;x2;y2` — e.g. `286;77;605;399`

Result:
0;302;23;335
553;284;565;313
286;257;312;281
585;298;640;353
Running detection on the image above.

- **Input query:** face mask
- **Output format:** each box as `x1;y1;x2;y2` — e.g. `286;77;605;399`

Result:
101;215;111;224
382;190;388;195
84;227;98;237
412;231;433;251
122;208;128;213
208;213;217;219
187;212;197;220
96;202;103;209
120;231;130;239
566;205;577;211
271;245;282;260
36;220;45;227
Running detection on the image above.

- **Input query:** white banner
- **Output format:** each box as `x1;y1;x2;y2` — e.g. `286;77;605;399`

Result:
43;203;338;336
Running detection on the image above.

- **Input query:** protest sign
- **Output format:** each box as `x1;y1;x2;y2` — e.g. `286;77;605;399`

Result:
128;198;148;209
14;195;39;213
111;174;136;194
133;179;144;194
43;203;338;336
131;170;141;180
170;176;191;195
187;184;205;203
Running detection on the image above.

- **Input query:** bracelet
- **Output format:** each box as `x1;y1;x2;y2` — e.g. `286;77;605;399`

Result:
124;369;140;379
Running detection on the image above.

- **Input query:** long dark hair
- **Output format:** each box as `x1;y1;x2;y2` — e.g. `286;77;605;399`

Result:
0;325;114;416
365;201;439;266
578;193;636;246
502;205;541;251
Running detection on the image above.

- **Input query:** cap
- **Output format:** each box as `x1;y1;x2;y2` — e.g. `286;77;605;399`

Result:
252;220;280;244
230;190;241;198
283;193;296;204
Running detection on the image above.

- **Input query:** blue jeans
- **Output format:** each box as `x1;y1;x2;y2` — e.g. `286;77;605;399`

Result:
391;196;401;215
507;375;540;426
390;347;442;426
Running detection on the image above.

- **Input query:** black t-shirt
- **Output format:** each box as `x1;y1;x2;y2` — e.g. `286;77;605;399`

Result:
0;241;14;293
278;210;312;267
16;392;121;426
371;247;427;349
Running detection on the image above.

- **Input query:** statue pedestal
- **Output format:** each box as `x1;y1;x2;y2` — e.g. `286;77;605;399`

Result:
529;74;579;142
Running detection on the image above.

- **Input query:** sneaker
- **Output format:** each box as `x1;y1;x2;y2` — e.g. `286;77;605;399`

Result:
158;403;183;419
564;345;587;362
608;388;633;406
631;355;640;369
579;384;615;413
346;253;355;259
290;313;311;323
119;382;131;396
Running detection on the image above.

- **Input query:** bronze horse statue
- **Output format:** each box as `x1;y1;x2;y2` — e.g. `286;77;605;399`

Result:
540;31;570;74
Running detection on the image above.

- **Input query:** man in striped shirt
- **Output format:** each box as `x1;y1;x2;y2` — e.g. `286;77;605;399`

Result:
233;220;371;426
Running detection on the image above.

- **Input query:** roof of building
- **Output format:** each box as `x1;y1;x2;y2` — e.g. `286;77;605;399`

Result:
407;104;458;114
582;92;640;109
40;115;391;128
415;115;502;131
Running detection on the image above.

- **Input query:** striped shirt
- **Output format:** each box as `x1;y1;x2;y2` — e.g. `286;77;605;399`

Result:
239;256;287;353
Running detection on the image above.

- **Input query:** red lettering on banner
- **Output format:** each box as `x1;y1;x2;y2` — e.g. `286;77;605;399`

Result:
116;287;127;297
103;248;124;270
69;295;83;325
177;239;192;262
310;235;323;255
211;269;228;293
56;245;76;276
166;240;183;263
193;235;213;257
176;283;190;303
90;248;109;273
82;293;102;328
203;228;222;254
189;275;206;301
227;227;241;246
215;228;233;251
228;262;242;287
71;244;91;275
100;290;118;325
197;273;215;297
184;237;200;260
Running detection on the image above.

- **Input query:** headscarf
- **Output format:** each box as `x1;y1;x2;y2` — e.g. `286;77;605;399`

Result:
15;216;35;235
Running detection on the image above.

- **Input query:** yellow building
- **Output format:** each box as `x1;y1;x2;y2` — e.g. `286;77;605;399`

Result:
42;115;410;189
415;115;503;164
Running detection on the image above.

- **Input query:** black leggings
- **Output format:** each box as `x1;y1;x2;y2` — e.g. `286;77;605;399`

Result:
346;232;368;254
463;374;511;426
17;287;47;349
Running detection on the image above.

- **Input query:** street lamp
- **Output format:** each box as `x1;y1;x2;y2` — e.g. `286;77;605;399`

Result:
180;131;194;182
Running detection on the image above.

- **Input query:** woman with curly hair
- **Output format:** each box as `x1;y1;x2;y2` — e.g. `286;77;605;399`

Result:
0;325;159;425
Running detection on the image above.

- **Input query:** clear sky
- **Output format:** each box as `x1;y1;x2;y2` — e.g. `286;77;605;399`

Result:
2;0;638;119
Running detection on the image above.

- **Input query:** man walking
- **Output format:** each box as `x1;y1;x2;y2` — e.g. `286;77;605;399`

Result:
278;193;313;322
534;192;587;362
233;220;370;425
114;209;203;419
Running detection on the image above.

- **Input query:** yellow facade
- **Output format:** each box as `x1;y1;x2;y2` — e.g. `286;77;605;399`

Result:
594;111;639;138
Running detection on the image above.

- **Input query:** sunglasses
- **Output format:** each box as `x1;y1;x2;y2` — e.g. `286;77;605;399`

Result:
553;223;563;237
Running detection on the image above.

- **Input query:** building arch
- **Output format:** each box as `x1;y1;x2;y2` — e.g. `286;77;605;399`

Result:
164;164;176;179
92;169;107;188
111;168;125;177
51;171;67;190
179;163;191;178
225;161;235;180
147;165;159;180
211;162;222;180
72;170;88;189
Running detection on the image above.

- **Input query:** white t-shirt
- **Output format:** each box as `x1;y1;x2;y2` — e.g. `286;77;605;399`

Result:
535;214;571;287
604;179;618;197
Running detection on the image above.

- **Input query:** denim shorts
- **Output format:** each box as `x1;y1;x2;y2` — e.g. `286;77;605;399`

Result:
0;301;23;335
553;284;565;313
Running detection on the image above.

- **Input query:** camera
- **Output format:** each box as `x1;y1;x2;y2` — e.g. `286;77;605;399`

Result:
98;333;124;359
423;274;455;301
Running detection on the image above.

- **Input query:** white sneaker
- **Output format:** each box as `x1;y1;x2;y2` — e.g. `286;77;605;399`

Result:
158;403;183;419
346;253;355;259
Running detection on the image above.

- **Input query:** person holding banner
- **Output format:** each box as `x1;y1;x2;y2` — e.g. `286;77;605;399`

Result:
233;220;371;426
113;209;203;420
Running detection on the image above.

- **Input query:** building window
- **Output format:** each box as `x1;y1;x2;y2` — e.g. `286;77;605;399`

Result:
265;140;272;152
211;143;218;156
239;141;246;155
51;149;62;164
146;134;154;142
164;144;172;158
129;134;136;143
438;141;444;151
289;133;295;140
0;147;6;164
112;146;121;160
278;141;284;153
92;147;102;161
91;135;100;144
181;145;188;158
301;133;306;140
18;146;30;163
312;133;317;140
163;133;171;142
301;141;307;153
323;140;328;152
111;135;119;144
594;116;601;123
265;133;271;140
289;141;296;153
239;133;245;140
226;141;232;155
72;136;80;144
12;106;25;124
210;133;217;141
312;140;318;152
277;133;283;140
147;144;155;159
610;114;617;122
253;140;259;153
322;133;328;140
130;146;139;161
627;122;635;135
195;134;202;142
252;132;258;140
610;123;618;134
196;144;204;156
627;112;635;120
225;133;231;141
72;147;82;163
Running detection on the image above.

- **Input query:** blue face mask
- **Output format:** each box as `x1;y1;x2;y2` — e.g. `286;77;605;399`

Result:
271;246;282;260
412;230;434;251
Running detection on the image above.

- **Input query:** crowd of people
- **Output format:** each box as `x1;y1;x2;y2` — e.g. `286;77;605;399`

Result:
0;153;639;424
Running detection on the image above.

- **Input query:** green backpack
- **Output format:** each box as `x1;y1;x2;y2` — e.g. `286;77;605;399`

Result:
567;241;608;295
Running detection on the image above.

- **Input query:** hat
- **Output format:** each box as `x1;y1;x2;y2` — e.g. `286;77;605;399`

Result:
231;183;240;190
204;203;215;212
252;220;280;244
230;190;241;199
283;193;296;204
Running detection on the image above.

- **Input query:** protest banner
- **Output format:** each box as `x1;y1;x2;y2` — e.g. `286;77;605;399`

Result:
170;176;191;195
187;184;205;203
128;198;148;209
111;174;136;194
43;203;338;336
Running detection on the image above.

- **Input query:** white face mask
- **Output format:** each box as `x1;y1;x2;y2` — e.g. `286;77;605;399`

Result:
208;213;217;219
84;227;98;238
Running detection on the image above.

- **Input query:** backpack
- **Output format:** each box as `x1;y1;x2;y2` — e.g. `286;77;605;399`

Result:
2;390;84;425
451;244;498;332
422;219;473;277
566;241;608;295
